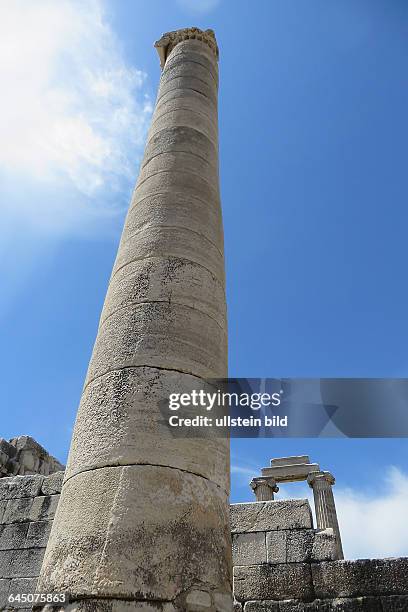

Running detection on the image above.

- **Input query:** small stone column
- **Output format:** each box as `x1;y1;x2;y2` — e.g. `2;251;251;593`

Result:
307;471;344;559
250;477;279;501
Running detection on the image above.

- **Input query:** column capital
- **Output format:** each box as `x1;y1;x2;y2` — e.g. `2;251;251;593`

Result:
155;27;219;69
307;470;335;487
250;476;279;501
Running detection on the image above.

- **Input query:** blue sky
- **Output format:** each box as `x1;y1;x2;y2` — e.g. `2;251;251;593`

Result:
1;0;408;559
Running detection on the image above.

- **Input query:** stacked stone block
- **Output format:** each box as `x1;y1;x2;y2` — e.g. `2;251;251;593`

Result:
0;472;63;610
231;499;408;611
1;477;408;610
0;437;64;478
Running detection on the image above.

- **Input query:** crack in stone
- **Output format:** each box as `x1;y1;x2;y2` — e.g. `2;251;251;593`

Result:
63;460;227;495
134;168;219;198
99;298;226;333
117;222;224;259
141;148;217;172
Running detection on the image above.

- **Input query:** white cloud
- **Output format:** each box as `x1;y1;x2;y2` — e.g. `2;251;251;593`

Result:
231;453;261;488
335;466;408;560
0;0;152;230
231;464;255;481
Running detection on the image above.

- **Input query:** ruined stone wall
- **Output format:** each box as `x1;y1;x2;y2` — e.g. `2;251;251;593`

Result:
0;437;64;478
231;499;408;611
1;476;408;611
0;473;62;610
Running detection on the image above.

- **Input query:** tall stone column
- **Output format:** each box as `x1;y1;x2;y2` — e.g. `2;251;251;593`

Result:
37;28;232;611
307;471;344;560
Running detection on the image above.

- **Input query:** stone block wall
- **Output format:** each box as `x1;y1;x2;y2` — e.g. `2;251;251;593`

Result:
1;477;408;611
0;472;63;610
231;499;408;611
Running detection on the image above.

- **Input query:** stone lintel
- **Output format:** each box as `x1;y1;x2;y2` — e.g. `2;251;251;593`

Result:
261;462;320;482
271;455;311;467
154;27;219;69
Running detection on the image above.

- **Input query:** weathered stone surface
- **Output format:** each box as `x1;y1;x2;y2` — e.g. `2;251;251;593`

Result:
159;60;216;91
232;532;266;566
230;500;313;534
131;157;220;200
271;456;311;467
102;258;226;331
38;465;232;601
148;109;218;146
265;530;286;564
381;595;408;611
0;475;43;501
0;439;17;478
142;125;218;174
65;367;229;492
115;220;224;289
0;500;7;522
26;521;52;548
151;85;217;124
48;596;234;612
41;471;63;496
0;548;45;578
0;578;10;608
124;189;223;251
233;563;313;602
29;495;59;522
0;494;57;525
312;528;337;562
2;497;32;524
185;589;212;610
159;48;218;81
157;75;217;106
47;602;178;612
213;591;233;611
278;598;382;611
129;168;220;210
312;558;408;598
266;528;336;564
137;151;218;197
163;49;218;82
262;463;320;482
244;601;279;611
113;210;224;283
85;302;227;386
154;90;218;131
167;37;219;65
0;523;28;550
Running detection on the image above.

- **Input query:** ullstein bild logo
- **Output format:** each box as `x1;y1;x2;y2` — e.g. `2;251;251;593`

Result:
168;389;286;429
159;378;408;438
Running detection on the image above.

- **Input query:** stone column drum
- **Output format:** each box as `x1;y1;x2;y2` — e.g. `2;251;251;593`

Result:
308;471;344;560
37;28;232;611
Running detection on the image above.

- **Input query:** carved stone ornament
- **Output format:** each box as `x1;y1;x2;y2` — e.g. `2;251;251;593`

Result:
154;27;219;68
